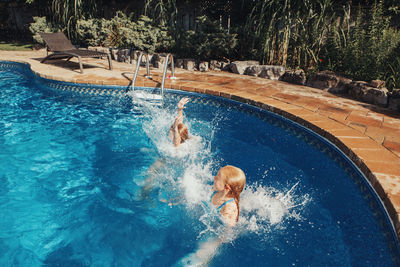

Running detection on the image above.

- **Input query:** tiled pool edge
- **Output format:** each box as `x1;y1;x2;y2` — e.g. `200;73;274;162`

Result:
2;60;400;241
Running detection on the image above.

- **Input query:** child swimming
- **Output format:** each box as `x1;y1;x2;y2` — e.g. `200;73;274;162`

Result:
168;97;190;147
141;97;192;202
210;165;246;226
176;165;246;266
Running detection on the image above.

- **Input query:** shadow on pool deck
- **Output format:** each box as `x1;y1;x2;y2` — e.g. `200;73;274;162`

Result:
1;49;400;239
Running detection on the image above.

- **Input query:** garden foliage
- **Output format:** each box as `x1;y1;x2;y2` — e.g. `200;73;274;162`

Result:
28;17;61;44
30;12;173;53
320;1;400;89
174;15;238;60
26;0;400;89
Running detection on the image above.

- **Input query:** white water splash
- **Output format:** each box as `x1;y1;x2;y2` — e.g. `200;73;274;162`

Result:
133;96;312;266
240;182;311;233
135;96;310;235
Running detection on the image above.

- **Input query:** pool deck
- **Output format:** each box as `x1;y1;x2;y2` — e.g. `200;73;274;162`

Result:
1;50;400;238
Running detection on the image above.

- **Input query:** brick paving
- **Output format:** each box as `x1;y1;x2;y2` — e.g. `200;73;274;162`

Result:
1;50;400;238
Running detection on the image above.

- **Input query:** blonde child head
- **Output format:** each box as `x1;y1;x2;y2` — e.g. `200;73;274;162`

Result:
217;165;246;222
177;123;189;143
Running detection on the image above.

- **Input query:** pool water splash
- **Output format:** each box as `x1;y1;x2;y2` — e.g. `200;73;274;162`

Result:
136;95;312;239
241;182;311;233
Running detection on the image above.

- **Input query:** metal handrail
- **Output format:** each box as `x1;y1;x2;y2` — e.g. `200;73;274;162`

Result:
160;54;176;98
130;52;151;91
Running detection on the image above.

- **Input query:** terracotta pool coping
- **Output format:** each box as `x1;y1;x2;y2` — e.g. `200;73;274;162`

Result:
1;51;400;240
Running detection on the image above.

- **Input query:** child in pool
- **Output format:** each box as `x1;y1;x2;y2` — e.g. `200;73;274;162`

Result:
141;97;191;201
176;165;246;266
210;165;246;227
168;97;190;147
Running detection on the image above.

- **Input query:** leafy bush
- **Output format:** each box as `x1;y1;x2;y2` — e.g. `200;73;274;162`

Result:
76;18;103;46
385;43;400;90
320;2;400;90
75;12;173;52
29;16;60;44
175;15;238;60
133;15;174;53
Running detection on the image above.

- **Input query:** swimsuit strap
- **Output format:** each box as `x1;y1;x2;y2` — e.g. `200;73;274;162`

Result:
216;198;234;212
210;191;235;212
210;191;218;202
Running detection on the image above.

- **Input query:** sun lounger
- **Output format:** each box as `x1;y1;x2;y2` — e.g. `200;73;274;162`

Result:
39;32;112;74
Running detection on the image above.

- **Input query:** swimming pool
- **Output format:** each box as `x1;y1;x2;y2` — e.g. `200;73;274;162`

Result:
1;62;399;266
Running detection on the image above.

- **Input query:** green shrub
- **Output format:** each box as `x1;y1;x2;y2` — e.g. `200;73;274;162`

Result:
320;1;400;90
175;15;238;60
29;16;60;44
75;12;173;52
385;43;400;90
125;15;173;53
76;18;103;46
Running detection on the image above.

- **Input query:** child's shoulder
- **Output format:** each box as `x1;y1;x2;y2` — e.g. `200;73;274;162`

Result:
220;200;237;215
220;200;238;226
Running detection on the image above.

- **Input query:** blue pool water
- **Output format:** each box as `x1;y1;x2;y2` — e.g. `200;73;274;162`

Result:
0;63;399;266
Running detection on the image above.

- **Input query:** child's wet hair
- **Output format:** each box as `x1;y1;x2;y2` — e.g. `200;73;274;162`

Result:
178;123;189;143
220;165;246;221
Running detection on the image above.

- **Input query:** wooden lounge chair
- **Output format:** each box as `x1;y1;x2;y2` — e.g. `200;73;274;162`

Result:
39;32;112;74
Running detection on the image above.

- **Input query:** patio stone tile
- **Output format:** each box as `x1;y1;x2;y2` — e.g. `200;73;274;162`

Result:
366;126;400;144
204;89;221;96
350;110;370;116
382;120;400;131
255;87;281;97
143;80;160;88
312;120;349;132
327;112;350;122
284;107;315;117
297;113;330;122
302;103;321;112
388;193;400;215
272;93;301;102
347;122;367;134
383;139;400;157
366;112;385;122
339;136;384;150
366;161;400;176
352;148;400;163
346;113;383;128
328;128;367;137
374;174;400;218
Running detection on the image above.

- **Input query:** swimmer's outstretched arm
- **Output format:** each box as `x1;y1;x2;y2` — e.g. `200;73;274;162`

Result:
177;97;189;120
171;115;182;147
169;97;190;147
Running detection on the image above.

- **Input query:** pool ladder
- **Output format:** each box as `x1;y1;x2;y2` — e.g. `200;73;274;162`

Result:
160;53;176;98
130;52;151;92
130;52;176;99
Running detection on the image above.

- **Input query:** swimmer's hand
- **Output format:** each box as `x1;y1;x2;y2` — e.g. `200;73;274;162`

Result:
177;97;190;110
173;114;183;128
